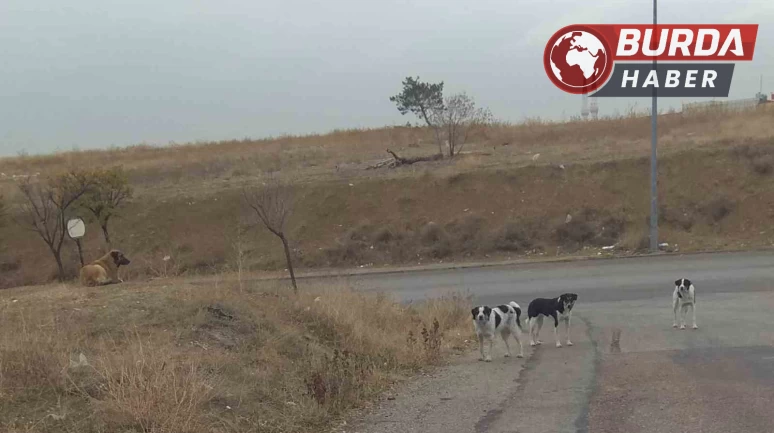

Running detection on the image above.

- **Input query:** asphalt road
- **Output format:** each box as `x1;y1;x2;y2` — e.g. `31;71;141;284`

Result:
343;251;774;433
349;251;774;305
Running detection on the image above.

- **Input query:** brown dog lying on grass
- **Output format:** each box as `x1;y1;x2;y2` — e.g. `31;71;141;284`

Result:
79;250;131;286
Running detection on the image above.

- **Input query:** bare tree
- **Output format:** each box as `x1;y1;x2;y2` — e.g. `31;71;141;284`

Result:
241;175;297;292
79;166;133;247
16;172;92;280
429;92;494;158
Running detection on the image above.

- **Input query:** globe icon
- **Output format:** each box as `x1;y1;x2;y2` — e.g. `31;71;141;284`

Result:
549;31;608;89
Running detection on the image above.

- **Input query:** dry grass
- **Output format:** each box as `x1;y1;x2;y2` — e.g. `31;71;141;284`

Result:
2;105;773;196
0;279;472;433
0;105;773;288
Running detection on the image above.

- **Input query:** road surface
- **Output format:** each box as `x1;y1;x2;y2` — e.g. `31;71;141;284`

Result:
340;251;774;433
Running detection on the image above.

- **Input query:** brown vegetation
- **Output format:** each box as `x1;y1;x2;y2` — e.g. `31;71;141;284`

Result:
0;106;773;288
0;280;472;433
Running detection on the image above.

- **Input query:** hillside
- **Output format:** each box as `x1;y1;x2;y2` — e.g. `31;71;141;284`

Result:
1;106;773;288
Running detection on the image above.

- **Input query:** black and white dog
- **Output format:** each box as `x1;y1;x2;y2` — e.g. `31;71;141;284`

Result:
471;301;525;361
673;278;698;330
527;293;578;348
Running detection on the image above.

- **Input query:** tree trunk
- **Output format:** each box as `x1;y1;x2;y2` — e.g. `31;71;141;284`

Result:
101;223;111;248
420;108;443;157
432;127;444;156
280;235;298;293
51;248;65;282
447;123;455;157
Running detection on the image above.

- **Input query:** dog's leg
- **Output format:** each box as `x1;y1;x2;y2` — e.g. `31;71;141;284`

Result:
691;302;698;329
529;318;537;346
536;316;544;345
680;304;688;329
486;336;493;362
552;313;562;348
502;331;512;358
478;334;485;361
513;327;524;358
672;295;679;328
565;316;573;346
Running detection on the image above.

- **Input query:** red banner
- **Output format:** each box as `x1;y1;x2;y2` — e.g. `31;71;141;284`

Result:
557;24;758;62
583;24;759;61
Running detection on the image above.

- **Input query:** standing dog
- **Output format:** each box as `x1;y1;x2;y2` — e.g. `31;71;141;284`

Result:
80;250;131;287
471;301;525;361
673;278;698;330
527;293;578;348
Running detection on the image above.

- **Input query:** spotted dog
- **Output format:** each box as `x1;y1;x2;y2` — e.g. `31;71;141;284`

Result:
527;293;578;348
673;278;698;330
471;301;525;361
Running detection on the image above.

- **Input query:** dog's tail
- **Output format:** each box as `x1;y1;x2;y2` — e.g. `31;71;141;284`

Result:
508;301;525;333
514;307;525;332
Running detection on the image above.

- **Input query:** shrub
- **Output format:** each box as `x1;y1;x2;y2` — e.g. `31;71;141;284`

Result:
419;222;446;245
445;215;486;253
659;206;695;231
703;197;735;223
752;156;774;175
492;222;533;252
372;226;396;244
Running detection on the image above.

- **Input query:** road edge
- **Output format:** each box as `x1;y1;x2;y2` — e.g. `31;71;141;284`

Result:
175;246;774;288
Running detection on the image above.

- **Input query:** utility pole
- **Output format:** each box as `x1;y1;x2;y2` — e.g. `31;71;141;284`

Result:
649;0;659;253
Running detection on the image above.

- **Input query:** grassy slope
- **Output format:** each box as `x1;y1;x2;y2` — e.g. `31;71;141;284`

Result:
1;107;774;288
0;279;471;433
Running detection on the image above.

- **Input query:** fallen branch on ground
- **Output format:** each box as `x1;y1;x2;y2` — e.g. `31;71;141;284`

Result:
386;149;443;166
365;150;442;170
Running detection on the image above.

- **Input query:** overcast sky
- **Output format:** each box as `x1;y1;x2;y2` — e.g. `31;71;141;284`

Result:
1;0;772;157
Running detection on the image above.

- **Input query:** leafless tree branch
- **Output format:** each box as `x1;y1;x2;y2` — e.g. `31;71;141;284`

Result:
16;171;93;281
428;92;494;158
241;174;298;292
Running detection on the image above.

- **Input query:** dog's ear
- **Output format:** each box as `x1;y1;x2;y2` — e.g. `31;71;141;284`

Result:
684;279;692;287
471;308;478;318
674;279;681;287
483;306;492;316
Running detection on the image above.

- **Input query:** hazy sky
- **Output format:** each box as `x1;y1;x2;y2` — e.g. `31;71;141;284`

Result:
1;0;772;156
